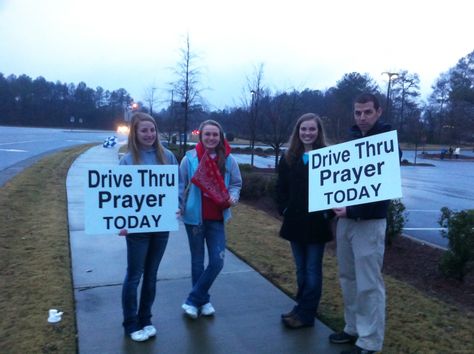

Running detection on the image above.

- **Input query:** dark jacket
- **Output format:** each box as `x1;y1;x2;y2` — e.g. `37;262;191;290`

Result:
345;120;393;220
276;153;334;244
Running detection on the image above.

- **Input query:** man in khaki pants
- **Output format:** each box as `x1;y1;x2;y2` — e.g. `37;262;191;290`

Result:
330;93;393;354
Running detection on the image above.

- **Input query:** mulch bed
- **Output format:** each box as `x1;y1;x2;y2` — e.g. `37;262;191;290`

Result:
243;198;474;313
381;236;474;312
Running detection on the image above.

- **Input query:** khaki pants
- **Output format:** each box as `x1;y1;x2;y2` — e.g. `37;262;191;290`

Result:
336;218;386;352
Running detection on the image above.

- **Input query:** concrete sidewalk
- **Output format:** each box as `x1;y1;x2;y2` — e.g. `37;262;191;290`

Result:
66;145;348;354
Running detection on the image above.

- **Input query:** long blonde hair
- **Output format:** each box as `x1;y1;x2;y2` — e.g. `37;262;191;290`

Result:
285;113;327;165
128;112;168;164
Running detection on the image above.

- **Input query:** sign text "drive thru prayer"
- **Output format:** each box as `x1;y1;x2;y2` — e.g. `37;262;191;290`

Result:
308;131;402;212
85;165;178;234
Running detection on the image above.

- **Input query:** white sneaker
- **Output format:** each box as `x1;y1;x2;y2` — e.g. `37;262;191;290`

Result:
182;303;199;319
143;325;157;337
200;302;215;316
130;329;149;342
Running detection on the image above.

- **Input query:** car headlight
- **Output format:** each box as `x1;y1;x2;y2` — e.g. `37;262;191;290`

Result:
117;125;130;134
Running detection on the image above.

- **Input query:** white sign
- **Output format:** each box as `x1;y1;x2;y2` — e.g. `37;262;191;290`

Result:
85;165;179;234
308;130;402;212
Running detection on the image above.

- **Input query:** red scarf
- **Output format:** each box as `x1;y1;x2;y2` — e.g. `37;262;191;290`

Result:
192;142;231;210
195;140;231;160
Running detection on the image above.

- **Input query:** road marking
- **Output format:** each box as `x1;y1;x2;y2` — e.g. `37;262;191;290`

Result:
0;148;27;152
402;234;447;250
0;140;38;146
404;227;446;231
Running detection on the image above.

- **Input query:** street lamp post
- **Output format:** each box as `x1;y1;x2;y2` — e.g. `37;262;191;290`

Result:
382;72;399;122
150;87;156;115
250;90;257;167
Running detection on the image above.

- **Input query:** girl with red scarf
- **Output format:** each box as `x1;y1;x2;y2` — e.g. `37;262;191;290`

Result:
179;120;242;319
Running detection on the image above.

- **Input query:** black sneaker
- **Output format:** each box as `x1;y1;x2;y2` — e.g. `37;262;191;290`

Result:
282;314;314;329
329;331;358;344
340;345;376;354
280;309;295;319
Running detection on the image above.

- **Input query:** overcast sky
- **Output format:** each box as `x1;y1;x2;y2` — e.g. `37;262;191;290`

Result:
1;0;472;110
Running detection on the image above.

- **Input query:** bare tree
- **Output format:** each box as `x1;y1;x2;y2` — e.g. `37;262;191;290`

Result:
428;73;451;143
143;85;158;116
247;63;264;167
171;34;202;157
391;70;420;137
259;90;300;170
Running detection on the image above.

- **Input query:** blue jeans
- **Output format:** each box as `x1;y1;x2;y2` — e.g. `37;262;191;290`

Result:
122;232;169;334
185;221;225;307
290;241;325;325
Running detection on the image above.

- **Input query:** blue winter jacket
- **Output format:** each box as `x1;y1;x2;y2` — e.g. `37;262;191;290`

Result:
179;148;242;225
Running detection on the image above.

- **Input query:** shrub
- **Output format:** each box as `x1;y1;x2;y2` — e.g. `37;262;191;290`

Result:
386;199;407;245
264;148;275;154
233;146;251;154
240;171;276;201
438;207;474;281
226;132;235;141
238;164;254;173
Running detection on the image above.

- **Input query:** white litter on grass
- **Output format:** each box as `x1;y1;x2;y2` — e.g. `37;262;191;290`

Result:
48;309;64;323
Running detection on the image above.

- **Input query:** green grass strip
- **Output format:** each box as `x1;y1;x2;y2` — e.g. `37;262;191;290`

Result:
0;144;94;354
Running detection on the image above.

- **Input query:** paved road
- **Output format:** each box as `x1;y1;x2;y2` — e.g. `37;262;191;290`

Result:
400;150;474;248
0;126;122;170
0;125;124;186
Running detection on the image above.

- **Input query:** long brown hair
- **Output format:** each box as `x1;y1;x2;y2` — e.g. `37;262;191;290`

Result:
127;112;168;164
198;119;226;175
285;113;327;165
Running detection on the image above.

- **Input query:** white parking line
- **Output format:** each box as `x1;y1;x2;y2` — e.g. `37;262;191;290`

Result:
403;235;446;250
0;148;27;152
404;227;446;231
0;140;38;146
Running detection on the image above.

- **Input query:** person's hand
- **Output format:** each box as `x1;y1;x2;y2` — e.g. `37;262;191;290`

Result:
176;209;182;219
228;196;238;206
332;207;347;218
118;229;128;236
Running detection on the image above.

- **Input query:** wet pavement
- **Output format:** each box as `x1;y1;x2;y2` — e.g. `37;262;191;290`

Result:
400;150;474;248
66;145;348;354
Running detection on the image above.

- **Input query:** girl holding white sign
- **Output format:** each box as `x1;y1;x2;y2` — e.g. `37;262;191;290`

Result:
276;113;335;329
179;120;242;319
119;112;178;342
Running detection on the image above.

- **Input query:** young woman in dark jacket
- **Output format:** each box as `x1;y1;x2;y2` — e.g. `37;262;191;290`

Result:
276;113;334;329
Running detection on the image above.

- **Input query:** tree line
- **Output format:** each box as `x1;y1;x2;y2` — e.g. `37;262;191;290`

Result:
1;49;472;155
208;50;473;150
0;74;133;130
156;48;473;165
